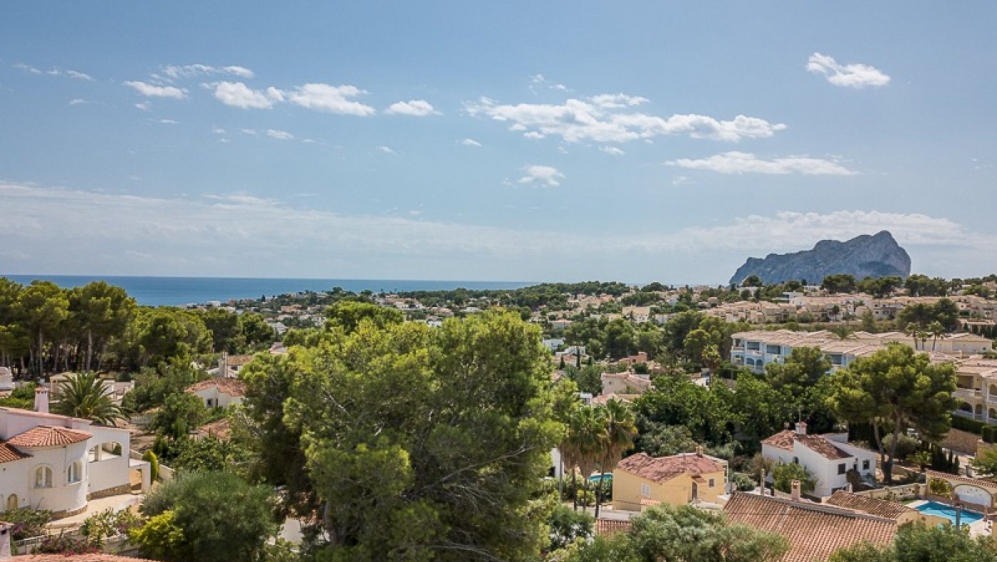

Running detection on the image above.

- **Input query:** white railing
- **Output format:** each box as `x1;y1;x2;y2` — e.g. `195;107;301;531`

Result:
955;388;983;399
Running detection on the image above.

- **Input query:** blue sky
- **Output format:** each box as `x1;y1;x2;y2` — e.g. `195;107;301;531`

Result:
2;1;996;284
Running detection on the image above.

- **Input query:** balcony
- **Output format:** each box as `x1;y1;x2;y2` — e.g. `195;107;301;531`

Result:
954;388;983;400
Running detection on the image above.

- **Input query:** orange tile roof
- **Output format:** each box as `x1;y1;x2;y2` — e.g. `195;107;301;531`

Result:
762;430;851;460
595;518;632;537
724;493;896;562
186;378;247;397
196;417;232;440
0;441;31;463
616;452;726;484
824;491;913;520
6;425;92;448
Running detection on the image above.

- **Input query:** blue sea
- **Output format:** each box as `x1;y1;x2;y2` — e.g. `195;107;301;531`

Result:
1;275;534;307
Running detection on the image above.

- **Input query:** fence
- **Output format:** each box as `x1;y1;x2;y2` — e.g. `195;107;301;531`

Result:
854;483;922;501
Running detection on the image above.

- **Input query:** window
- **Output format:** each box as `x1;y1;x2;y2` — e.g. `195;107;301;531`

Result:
862;459;870;471
640;483;651;497
837;463;846;475
34;466;53;489
708;478;715;488
67;462;82;484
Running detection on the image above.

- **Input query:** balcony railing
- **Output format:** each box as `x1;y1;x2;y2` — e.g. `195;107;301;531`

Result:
954;388;983;400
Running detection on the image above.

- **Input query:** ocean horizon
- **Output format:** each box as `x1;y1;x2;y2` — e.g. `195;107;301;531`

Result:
1;275;536;307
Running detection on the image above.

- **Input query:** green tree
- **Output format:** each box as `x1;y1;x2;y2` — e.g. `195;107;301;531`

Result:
822;274;857;294
151;393;208;440
594;399;637;518
324;300;403;333
52;371;124;425
136;471;278;562
829;522;997;562
198;308;243;353
279;312;561;561
16;280;69;375
68;281;136;372
827;344;957;483
771;461;816;494
971;447;997;478
563;504;788;562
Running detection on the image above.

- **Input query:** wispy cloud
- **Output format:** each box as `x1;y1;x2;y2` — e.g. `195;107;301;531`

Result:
0;182;987;279
69;98;87;106
466;96;785;143
287;83;375;115
666;151;856;176
164;64;255;79
518;165;564;187
378;146;397;155
385;99;439;116
134;101;152;111
266;129;295;140
158;119;179;125
14;63;42;75
124;81;187;99
600;146;625;157
807;53;890;88
461;138;482;147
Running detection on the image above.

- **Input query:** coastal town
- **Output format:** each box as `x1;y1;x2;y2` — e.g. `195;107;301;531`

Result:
3;272;997;560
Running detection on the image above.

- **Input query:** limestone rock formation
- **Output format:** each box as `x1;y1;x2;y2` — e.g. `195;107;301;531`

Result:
729;231;911;286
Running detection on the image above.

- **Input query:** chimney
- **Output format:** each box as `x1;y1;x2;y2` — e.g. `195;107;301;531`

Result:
795;421;807;435
695;445;704;457
0;520;11;559
760;468;766;496
34;386;49;414
218;353;228;379
791;480;801;502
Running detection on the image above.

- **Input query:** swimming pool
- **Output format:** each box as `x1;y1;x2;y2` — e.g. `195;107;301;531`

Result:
915;501;984;526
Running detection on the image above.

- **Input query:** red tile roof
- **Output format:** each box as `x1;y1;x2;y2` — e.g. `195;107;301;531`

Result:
0;441;31;463
196;418;232;440
6;425;92;448
724;493;896;562
762;430;851;460
186;378;247;397
824;491;913;520
595;518;632;537
616;452;726;484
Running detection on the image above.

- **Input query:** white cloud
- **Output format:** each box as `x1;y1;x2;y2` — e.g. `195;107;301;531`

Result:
518;165;564;187
124;81;187;99
164;64;255;79
807;53;890;88
672;175;691;187
14;63;41;75
590;93;649;108
211;127;227;135
378;146;397;155
465;97;784;143
600;146;625;156
240;128;258;136
266;129;295;140
666;151;856;176
385;99;439;116
212;81;280;109
135;101;152;111
287;83;375;116
65;70;93;81
461;138;482;147
158;119;179;125
69;98;87;106
1;181;992;280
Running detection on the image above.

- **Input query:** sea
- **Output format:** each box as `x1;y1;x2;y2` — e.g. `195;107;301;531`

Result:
1;275;534;307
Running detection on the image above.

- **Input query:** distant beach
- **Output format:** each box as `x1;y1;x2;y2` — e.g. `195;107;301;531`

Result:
1;275;534;307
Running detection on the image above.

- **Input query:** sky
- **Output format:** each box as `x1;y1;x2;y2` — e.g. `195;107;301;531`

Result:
1;1;996;285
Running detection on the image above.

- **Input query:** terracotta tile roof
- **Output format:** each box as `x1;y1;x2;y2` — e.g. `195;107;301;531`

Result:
925;469;997;490
6;425;92;448
224;354;255;366
762;430;851;460
824;491;913;520
724;493;896;562
616;452;726;484
595;518;632;537
186;378;247;397
0;441;31;463
196;417;232;440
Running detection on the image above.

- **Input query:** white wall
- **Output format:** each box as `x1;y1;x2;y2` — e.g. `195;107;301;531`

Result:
26;442;88;514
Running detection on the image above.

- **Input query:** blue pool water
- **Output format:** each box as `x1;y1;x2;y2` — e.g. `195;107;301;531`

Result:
915;501;983;526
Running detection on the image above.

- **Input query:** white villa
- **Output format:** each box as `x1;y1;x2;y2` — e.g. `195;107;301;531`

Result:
186;378;247;409
761;422;878;498
0;387;147;517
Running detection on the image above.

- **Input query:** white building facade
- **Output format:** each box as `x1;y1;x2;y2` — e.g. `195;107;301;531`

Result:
761;422;878;499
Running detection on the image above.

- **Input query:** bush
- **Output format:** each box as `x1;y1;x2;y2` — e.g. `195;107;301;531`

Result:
772;461;816;494
731;472;756;492
547;504;594;551
929;478;952;497
883;434;920;461
142;450;160;481
3;507;52;541
951;415;986;434
80;508;142;547
34;531;98;555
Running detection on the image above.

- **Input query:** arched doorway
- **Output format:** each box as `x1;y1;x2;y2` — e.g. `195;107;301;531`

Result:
6;494;17;511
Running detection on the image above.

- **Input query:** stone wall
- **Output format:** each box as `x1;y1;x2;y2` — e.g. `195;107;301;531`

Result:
88;483;132;500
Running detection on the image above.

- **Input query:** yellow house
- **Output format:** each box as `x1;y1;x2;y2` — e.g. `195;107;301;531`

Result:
612;450;728;512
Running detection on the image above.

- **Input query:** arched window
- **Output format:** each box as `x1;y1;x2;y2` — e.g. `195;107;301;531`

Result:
34;466;53;489
67;461;82;484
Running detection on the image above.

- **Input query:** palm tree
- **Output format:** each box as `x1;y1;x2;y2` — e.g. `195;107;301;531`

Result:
928;321;945;352
830;324;854;340
564;406;606;512
52;371;124;426
594;399;637;519
904;322;928;351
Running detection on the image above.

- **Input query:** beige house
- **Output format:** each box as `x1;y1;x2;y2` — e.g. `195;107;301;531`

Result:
601;372;653;396
185;378;246;409
613;450;727;512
